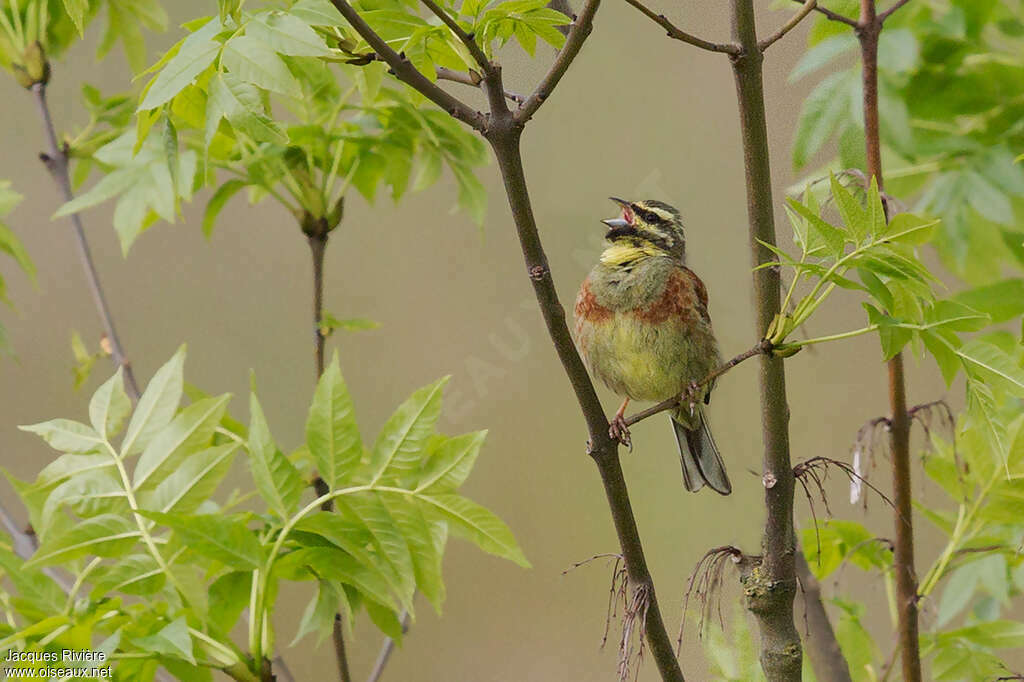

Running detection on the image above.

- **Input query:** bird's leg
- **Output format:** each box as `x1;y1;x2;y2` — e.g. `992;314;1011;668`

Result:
685;381;699;417
609;398;632;448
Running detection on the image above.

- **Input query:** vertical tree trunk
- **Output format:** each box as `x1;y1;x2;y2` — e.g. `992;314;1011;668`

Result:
857;2;921;678
728;1;801;679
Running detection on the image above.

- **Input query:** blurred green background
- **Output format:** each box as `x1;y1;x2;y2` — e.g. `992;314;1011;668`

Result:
0;1;961;679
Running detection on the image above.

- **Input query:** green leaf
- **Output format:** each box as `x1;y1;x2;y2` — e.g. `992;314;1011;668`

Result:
379;491;446;611
133;395;231;491
222;36;302;97
289;0;347;26
786;198;844;258
137;442;239;513
62;0;89;35
40;469;126;535
89;369;131;440
335;494;416;607
921;330;961;386
140;511;264;570
953;279;1024;323
418;431;487;492
19;419;105;454
943;620;1024;649
882;213;938;245
139;34;220;110
305;354;361;489
273;546;399;611
319;314;379;335
956;339;1024;398
26;514;140;566
208;571;251;634
938;563;981;626
207;71;289;144
418;493;529;568
830;172;868;238
292;580;344;646
247;12;331;56
132;617;195;665
248;392;303;518
90;554;166;598
966;171;1015;225
122;346;186;456
790;33;856;82
0;548;66;617
370;377;447;484
202;179;247;238
792;71;853;169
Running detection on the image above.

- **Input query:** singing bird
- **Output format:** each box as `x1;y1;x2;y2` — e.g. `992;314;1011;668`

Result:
573;198;731;494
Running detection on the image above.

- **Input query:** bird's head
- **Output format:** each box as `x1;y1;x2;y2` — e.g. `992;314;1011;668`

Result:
599;197;686;266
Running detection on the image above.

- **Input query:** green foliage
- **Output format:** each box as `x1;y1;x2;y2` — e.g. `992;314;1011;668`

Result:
769;175;1024;467
58;2;491;252
0;180;34;354
0;0;165;82
3;349;526;679
792;0;1024;281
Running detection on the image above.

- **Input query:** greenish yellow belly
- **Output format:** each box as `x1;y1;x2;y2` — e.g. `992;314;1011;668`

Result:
580;312;718;403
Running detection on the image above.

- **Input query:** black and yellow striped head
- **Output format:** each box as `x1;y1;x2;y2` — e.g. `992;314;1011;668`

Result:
600;197;686;265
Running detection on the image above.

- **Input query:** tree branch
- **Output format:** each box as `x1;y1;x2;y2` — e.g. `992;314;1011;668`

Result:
623;340;771;428
435;67;524;103
330;2;684;677
547;0;575;35
419;0;493;75
856;0;920;677
515;0;603;123
622;0;739;54
878;0;912;23
330;0;487;132
365;611;410;682
790;0;857;27
31;83;141;402
759;0;817;51
729;1;801;678
795;550;853;682
485;118;683;681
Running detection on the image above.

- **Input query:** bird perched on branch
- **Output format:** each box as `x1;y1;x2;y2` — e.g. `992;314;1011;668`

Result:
573;198;730;494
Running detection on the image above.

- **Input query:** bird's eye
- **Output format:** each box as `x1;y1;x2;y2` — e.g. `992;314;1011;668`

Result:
639;209;658;223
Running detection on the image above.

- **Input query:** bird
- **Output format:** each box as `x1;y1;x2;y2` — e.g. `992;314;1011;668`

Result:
573;197;731;494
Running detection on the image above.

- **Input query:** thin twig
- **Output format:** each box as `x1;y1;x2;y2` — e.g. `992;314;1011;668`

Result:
31;83;141;402
332;614;352;682
621;0;739;54
515;0;603;123
794;550;853;682
330;1;487;131
790;0;857;26
365;611;411;682
272;656;297;682
759;0;817;51
419;0;493;74
623;340;771;427
878;0;911;23
435;67;525;103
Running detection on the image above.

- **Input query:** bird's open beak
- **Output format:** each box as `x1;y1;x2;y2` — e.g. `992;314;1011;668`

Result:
601;217;630;228
602;197;634;229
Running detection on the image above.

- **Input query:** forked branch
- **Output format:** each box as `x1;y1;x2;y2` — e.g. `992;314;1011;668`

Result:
419;0;493;74
330;0;487;131
516;0;603;122
759;0;817;51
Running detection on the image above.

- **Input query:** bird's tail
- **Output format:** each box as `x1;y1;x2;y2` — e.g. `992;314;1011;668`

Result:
671;410;731;495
